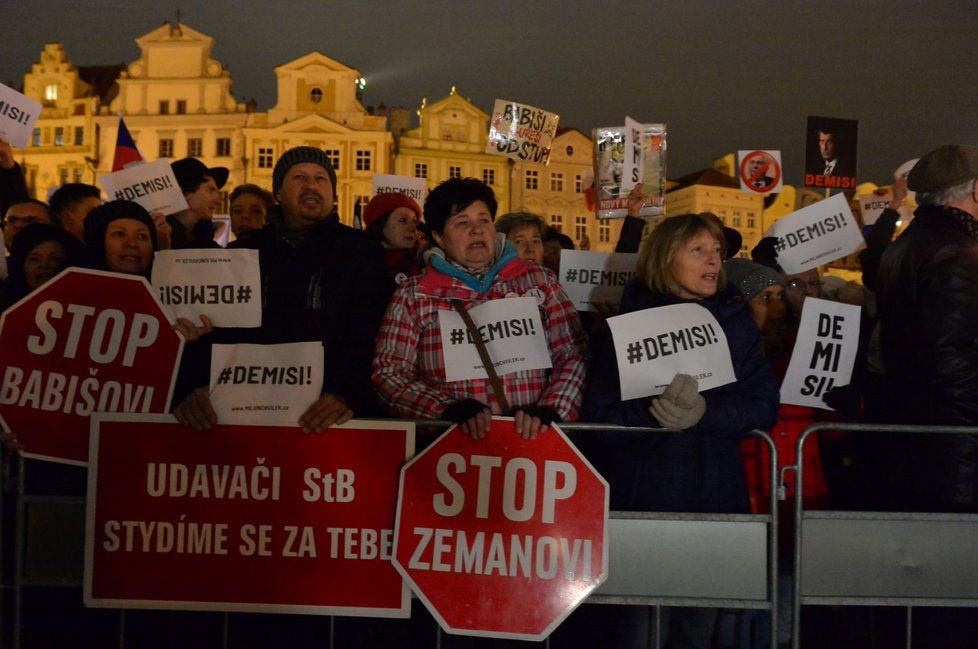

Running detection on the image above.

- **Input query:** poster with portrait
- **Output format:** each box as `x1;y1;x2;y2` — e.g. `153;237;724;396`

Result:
593;123;666;219
803;116;858;191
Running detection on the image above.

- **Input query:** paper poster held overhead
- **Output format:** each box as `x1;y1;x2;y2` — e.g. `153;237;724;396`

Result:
763;193;865;274
486;99;559;165
593;123;666;219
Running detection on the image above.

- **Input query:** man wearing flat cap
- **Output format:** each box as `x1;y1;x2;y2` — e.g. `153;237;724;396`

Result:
876;144;978;515
173;146;389;432
169;157;229;248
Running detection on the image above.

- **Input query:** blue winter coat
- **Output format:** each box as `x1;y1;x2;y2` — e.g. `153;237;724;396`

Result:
583;281;779;513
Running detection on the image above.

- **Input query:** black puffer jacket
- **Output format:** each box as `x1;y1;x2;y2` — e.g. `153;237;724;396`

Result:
174;208;390;415
876;204;978;510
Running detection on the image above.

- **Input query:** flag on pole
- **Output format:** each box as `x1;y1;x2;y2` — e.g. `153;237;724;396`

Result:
111;116;143;171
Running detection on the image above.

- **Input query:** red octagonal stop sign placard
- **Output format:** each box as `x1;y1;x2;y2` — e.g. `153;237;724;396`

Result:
393;417;608;641
0;268;183;465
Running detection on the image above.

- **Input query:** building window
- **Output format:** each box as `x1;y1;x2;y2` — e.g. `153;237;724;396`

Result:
257;147;274;169
325;149;340;170
748;216;756;228
355;150;372;171
176;100;187;115
414;163;428;179
575;174;584;192
310;87;323;104
31;129;41;147
482;168;495;185
60;168;69;185
354;195;370;224
53;127;64;146
525;170;539;190
575;216;588;242
449;165;462;179
159;138;174;158
550;214;563;230
74;127;84;146
216;137;231;157
599;219;611;243
43;83;58;103
73;167;84;182
550;173;564;192
159;100;169;115
188;138;203;157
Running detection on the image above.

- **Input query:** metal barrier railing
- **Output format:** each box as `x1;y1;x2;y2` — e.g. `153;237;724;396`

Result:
790;422;978;649
1;421;780;649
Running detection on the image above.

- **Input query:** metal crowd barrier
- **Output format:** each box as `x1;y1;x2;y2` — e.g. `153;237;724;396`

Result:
0;421;780;649
790;422;978;649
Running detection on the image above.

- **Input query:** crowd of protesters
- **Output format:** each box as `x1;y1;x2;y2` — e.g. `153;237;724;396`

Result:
3;140;978;648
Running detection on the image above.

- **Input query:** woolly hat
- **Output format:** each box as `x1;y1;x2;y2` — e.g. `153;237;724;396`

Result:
272;146;337;197
84;200;159;258
171;157;229;194
908;144;978;193
363;192;422;229
723;257;784;302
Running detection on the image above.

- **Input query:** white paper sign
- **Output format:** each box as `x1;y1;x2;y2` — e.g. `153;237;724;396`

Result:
485;99;559;164
858;191;892;226
779;298;861;409
151;249;261;327
593;124;667;218
558;250;638;312
212;214;231;247
99;159;189;217
438;297;552;382
209;342;324;425
607;303;736;400
372;173;427;204
763;193;865;274
621;117;645;192
0;83;42;149
738;150;784;194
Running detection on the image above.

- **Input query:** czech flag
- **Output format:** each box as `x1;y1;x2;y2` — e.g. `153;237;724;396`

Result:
111;116;143;171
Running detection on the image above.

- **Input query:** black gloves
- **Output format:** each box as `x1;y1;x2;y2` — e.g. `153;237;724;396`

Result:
441;399;489;424
516;405;561;427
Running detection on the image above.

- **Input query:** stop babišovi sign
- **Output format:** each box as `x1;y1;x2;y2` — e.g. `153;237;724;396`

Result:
393;417;609;641
0;268;183;465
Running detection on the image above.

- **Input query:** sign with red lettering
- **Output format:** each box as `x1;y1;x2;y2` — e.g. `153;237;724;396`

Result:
486;99;560;164
393;418;608;641
0;268;183;465
803;116;858;190
84;415;414;617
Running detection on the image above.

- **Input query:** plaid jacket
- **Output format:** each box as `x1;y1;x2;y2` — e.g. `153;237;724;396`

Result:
373;257;589;421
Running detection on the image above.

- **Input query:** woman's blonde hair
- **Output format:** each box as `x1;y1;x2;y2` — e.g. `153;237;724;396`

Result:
636;213;726;297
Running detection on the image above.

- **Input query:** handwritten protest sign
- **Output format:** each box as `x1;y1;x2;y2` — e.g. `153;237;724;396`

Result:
607;303;735;400
84;415;413;617
438;297;551;382
0;268;183;465
780;297;861;409
738;150;783;194
593;123;666;218
858;191;893;227
372;173;427;204
100;159;189;217
0;83;42;148
209;342;324;426
764;193;865;274
152;249;261;327
621;117;645;192
558;250;637;312
486;99;559;165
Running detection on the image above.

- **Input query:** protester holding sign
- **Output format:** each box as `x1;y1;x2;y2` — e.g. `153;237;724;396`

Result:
0;223;85;312
173;146;389;431
363;191;425;287
373;177;588;440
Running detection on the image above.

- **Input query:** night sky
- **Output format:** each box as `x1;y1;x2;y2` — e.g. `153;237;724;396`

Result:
3;1;976;185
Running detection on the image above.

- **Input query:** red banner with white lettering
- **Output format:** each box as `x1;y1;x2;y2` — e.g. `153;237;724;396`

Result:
84;415;413;617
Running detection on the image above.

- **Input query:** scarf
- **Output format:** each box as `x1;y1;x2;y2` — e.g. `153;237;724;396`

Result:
427;233;518;294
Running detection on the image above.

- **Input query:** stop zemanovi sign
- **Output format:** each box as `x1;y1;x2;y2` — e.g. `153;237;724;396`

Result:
0;268;183;465
393;417;609;641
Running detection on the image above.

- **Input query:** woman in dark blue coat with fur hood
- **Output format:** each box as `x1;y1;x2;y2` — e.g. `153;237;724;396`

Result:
585;212;780;514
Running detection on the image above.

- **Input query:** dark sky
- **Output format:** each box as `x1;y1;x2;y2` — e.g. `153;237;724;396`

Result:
3;1;976;185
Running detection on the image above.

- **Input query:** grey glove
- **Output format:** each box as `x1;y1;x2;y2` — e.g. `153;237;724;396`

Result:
649;373;706;430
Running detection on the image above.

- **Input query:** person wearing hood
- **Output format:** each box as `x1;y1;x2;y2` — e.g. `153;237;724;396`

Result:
583;213;778;649
0;222;85;311
373;177;588;440
172;146;389;431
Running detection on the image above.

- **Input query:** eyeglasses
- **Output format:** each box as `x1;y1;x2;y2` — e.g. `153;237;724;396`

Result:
786;278;823;291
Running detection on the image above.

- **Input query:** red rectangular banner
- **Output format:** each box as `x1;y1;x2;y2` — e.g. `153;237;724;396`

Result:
84;415;414;617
